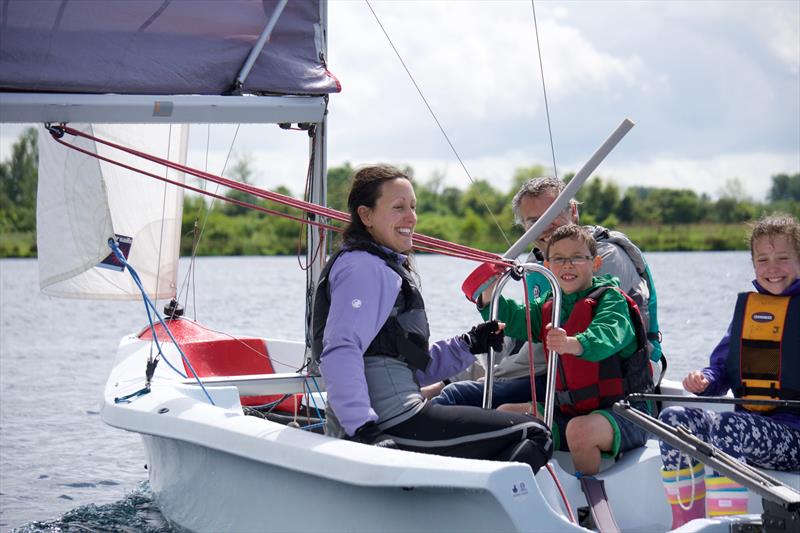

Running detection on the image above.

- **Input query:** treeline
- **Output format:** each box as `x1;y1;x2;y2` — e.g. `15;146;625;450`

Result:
0;128;37;256
1;127;799;257
326;163;799;254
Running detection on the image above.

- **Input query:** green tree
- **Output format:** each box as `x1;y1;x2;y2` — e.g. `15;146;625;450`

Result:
439;186;464;216
509;165;547;197
326;162;354;213
709;178;755;223
416;170;446;215
461;179;504;215
711;197;755;223
768;173;800;202
651;189;703;224
221;152;257;216
576;177;620;226
617;193;635;223
0;127;38;233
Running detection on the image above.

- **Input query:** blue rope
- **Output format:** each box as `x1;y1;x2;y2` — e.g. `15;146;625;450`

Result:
305;375;326;422
109;239;216;406
114;386;151;404
108;241;186;378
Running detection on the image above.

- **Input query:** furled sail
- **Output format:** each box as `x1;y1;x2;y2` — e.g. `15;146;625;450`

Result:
0;1;339;96
37;124;187;300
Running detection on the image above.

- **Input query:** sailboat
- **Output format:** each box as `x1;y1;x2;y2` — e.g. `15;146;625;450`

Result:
1;1;797;532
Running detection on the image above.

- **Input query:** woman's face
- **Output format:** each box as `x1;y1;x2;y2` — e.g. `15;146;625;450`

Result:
358;178;417;253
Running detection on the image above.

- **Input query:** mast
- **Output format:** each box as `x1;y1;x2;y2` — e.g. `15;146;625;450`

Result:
305;0;329;365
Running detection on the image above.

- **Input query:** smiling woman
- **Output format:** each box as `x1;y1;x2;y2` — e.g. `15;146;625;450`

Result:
352;166;417;253
310;163;554;471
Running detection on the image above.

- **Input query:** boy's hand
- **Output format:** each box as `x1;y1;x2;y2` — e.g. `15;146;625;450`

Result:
545;324;583;355
682;371;710;394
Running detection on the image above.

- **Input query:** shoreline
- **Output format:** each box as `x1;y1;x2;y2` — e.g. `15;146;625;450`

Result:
1;223;750;259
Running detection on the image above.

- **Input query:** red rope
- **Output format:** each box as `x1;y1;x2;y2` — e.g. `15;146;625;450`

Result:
521;275;539;419
51;134;342;234
51;125;508;265
520;274;576;525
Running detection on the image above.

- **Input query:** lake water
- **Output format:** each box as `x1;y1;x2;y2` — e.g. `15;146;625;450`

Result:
0;251;756;531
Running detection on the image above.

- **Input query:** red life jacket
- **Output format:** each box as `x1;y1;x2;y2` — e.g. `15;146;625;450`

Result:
541;286;653;416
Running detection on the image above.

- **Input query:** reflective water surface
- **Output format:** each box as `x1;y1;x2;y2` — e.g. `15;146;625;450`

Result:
0;251;753;531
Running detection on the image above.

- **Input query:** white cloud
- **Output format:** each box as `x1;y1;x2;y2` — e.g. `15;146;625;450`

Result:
765;5;800;75
2;1;798;204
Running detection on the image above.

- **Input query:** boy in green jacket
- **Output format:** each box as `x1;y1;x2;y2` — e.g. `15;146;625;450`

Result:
481;224;653;474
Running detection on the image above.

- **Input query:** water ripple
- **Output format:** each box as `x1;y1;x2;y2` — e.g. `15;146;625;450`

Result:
12;483;172;533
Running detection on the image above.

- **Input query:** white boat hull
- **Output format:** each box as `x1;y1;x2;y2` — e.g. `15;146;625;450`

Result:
103;332;798;532
144;434;562;533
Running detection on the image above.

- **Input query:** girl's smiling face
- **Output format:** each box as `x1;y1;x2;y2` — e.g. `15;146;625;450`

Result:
752;234;800;295
357;178;417;253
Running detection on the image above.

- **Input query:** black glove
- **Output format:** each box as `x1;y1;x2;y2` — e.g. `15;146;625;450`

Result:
347;421;398;449
462;320;505;354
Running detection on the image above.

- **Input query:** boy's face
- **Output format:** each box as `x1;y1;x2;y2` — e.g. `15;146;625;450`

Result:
544;237;601;294
752;234;800;295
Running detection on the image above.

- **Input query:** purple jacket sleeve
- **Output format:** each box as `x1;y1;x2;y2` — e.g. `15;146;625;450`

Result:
318;252;401;436
415;336;475;386
700;322;733;396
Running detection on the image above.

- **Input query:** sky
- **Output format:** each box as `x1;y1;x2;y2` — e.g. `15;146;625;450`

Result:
1;0;798;202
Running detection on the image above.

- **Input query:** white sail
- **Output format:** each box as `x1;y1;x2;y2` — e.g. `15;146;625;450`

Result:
36;124;188;300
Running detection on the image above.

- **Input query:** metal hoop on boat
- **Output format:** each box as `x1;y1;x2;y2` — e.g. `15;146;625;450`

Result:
482;262;561;430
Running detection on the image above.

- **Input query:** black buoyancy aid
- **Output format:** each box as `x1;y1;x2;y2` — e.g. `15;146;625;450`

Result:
310;242;431;372
726;291;800;414
541;286;653;416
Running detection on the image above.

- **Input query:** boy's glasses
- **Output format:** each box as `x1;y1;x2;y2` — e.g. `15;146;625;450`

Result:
547;255;594;266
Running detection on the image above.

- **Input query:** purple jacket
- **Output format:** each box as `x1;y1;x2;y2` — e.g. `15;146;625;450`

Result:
318;247;475;436
700;278;800;430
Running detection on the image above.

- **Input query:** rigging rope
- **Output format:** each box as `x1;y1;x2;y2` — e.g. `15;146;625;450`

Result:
364;0;512;248
150;123;173;364
107;239;217;406
178;124;242;320
47;124;509;267
531;1;559;180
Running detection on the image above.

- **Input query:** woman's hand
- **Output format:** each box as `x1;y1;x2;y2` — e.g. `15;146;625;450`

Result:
544;324;583;355
462;320;505;354
682;371;710;394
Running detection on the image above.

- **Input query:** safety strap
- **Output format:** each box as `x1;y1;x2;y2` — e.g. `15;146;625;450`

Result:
579;476;621;533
